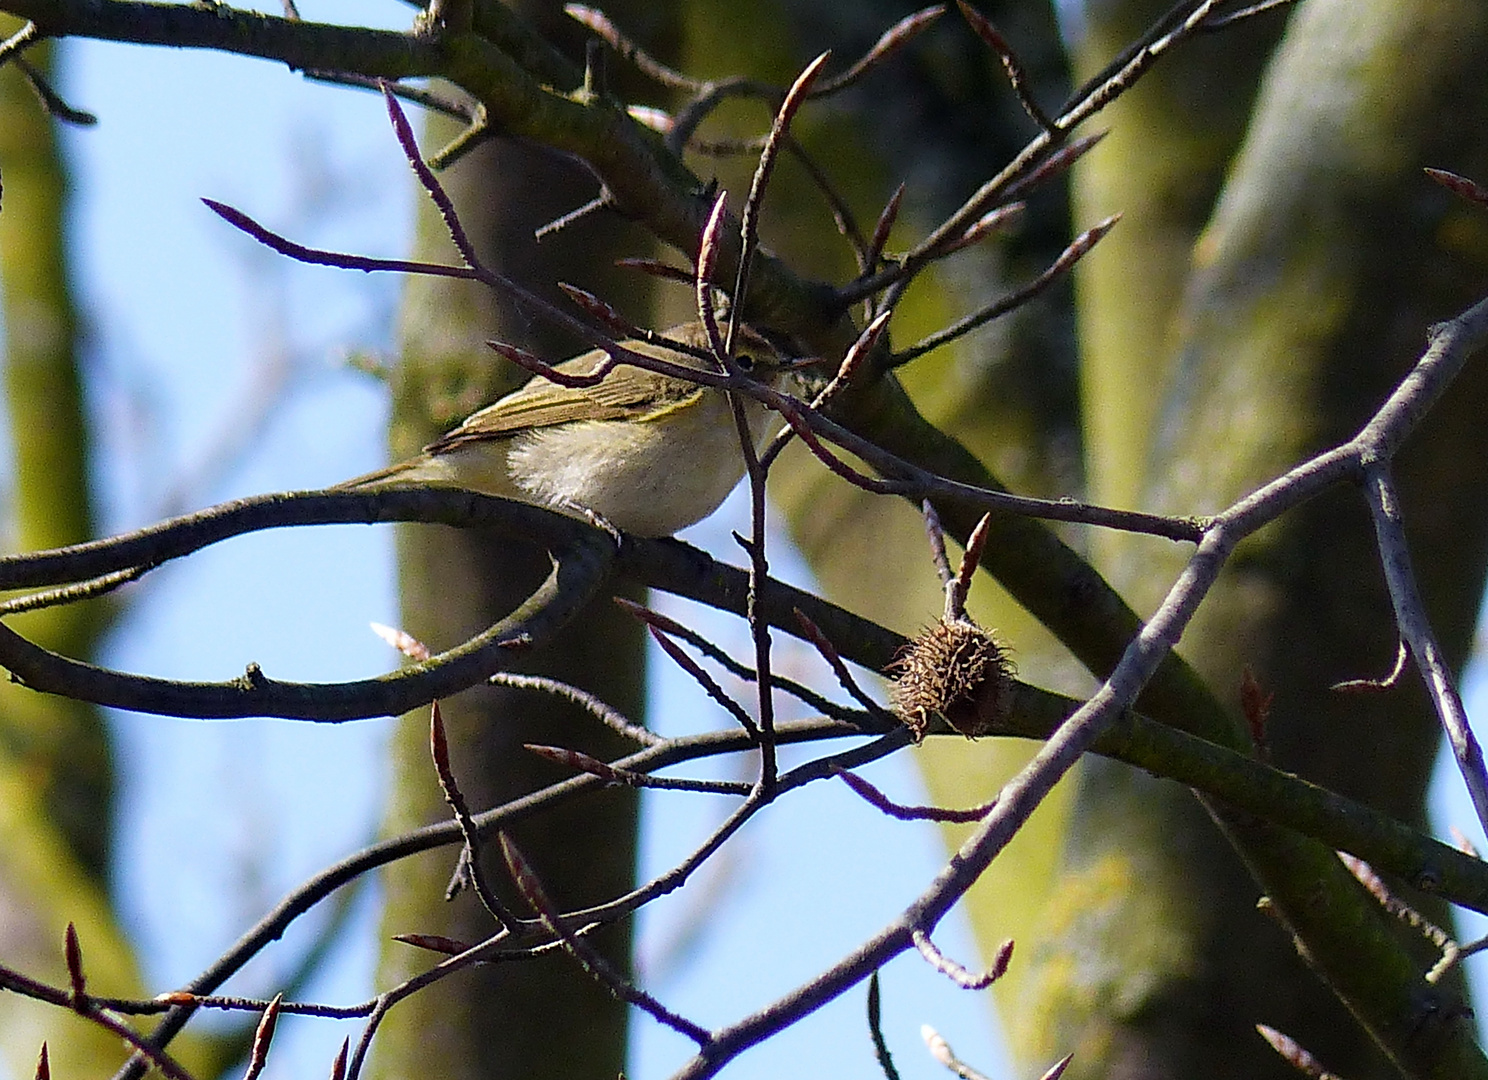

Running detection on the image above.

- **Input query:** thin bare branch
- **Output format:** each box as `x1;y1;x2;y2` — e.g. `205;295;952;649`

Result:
791;608;892;718
727;51;832;354
1255;1025;1343;1079
499;833;713;1044
615;597;852;721
893;214;1120;366
204;197;479;280
431;702;522;927
242;995;282;1080
488;338;612;389
764;390;1204;541
0;566;145;616
426;106;492;170
736;499;779;796
556;281;643;340
835;767;995;824
813;6;945;96
921;500;955;587
533;193;610;241
647;625;759;739
14;54;96;124
380;83;478;265
0;958;200;1080
564;3;704;92
1362;463;1488;832
957;2;1055;133
0;491;617;720
1330;639;1409;694
524;743;750;795
866;972;902;1080
922;1025;994;1080
491;672;662;746
1200;0;1298;32
784;136;870;269
911;929;1011;990
303;71;476;125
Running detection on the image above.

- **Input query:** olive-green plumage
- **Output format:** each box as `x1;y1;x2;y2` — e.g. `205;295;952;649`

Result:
345;323;789;536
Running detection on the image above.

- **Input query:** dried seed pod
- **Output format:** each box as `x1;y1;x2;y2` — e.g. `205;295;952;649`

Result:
889;618;1015;741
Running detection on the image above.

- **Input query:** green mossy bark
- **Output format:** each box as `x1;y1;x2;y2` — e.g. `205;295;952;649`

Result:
0;24;110;878
1060;1;1488;1077
0;25;147;1077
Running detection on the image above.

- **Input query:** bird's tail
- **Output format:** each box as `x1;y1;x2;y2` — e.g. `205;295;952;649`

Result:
333;459;425;491
334;453;489;496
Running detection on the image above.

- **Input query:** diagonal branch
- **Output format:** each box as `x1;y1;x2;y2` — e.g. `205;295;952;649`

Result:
1363;464;1488;832
668;291;1488;1080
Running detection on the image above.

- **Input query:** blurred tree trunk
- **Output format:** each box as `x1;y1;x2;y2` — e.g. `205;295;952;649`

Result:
1059;1;1488;1077
369;5;674;1077
1018;0;1283;1075
0;24;146;1077
741;0;1094;1054
0;27;108;880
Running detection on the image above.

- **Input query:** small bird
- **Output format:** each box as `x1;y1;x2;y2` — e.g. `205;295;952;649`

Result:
341;322;794;537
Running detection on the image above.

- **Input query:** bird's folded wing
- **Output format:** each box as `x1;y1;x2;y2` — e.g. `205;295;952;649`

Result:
426;362;705;451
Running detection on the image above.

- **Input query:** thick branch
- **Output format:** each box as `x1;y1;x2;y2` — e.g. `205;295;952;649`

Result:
14;0;437;74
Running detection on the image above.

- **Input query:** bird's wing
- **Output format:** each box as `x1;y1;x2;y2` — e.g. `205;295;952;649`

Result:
425;351;706;452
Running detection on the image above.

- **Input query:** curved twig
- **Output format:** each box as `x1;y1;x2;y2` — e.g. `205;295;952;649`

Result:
0;490;614;719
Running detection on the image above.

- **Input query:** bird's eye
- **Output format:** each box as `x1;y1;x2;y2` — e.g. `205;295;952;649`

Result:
736;353;757;373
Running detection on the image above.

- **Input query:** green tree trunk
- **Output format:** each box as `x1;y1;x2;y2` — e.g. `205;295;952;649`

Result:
0;24;142;1076
745;0;1096;1053
369;6;672;1076
1058;1;1488;1077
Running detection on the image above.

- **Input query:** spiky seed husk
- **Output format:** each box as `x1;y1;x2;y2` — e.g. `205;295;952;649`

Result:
888;618;1015;741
